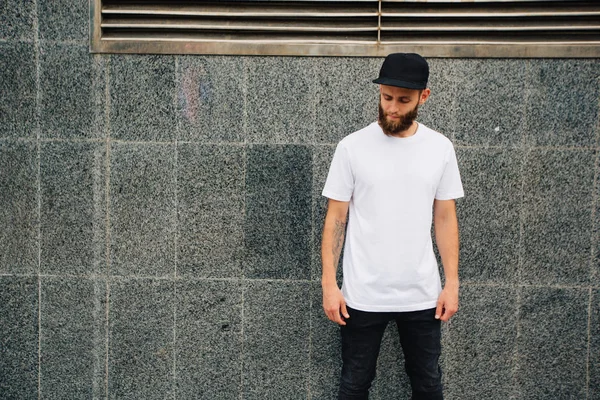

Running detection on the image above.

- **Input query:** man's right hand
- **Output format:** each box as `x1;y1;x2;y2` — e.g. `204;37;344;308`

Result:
322;285;350;325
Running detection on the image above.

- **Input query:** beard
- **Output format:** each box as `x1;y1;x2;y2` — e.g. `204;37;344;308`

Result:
378;101;419;136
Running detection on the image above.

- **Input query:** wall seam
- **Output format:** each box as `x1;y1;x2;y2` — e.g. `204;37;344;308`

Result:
511;58;532;400
586;287;593;400
586;93;600;400
104;53;112;400
32;0;42;396
239;55;248;400
173;55;179;400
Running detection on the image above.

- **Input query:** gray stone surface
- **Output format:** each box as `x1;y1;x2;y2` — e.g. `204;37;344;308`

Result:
40;141;106;275
516;287;588;399
108;279;174;399
314;57;379;144
419;58;458;137
454;60;527;147
0;140;38;274
246;57;315;144
521;149;596;285
242;280;310;399
456;148;522;283
312;145;342;282
373;324;411;400
0;276;38;399
525;60;600;147
39;42;106;139
443;285;517;399
38;0;88;42
590;289;600;400
0;0;35;40
40;277;106;399
309;282;341;400
109;55;176;142
176;56;245;143
595;149;600;286
177;143;244;278
110;143;176;277
245;145;312;279
175;279;242;399
0;42;36;138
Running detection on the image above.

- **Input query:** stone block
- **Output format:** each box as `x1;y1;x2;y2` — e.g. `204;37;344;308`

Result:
176;56;245;143
525;60;600;147
456;148;522;283
309;282;342;400
242;280;310;399
312;145;342;282
110;143;176;277
0;0;35;40
109;55;176;142
443;285;518;399
38;0;88;42
246;57;315;144
516;287;588;399
521;149;596;285
0;140;38;274
40;277;106;399
39;43;106;139
245;145;312;279
40;141;106;275
108;279;174;399
314;57;379;144
0;42;36;138
419;58;458;137
454;60;527;147
177;143;244;278
0;276;38;399
175;279;242;399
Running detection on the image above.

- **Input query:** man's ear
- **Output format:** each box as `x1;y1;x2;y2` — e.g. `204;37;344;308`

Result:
420;88;431;105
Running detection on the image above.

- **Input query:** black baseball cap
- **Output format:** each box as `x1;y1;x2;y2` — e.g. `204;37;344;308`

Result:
372;53;429;90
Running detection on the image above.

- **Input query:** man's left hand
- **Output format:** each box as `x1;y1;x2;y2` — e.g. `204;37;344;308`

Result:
435;284;459;322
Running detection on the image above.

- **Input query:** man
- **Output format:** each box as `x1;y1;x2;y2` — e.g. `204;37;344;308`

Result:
321;53;464;400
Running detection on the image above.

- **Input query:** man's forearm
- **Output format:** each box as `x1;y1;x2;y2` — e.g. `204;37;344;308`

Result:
434;208;459;286
321;215;347;287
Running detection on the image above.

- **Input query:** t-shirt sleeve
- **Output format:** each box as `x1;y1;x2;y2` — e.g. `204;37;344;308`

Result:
435;144;464;200
322;141;354;201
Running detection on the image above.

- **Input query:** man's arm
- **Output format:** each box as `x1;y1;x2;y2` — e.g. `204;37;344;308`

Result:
433;199;460;322
321;198;350;325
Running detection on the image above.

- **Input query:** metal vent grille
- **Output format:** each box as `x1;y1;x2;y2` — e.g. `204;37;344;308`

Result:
91;0;600;57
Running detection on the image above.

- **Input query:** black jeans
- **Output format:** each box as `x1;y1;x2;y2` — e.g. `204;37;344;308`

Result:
338;307;443;400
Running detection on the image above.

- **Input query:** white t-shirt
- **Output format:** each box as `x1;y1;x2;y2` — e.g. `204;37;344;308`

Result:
322;121;464;312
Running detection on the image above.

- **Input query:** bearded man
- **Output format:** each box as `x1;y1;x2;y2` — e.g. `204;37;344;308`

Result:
321;53;464;400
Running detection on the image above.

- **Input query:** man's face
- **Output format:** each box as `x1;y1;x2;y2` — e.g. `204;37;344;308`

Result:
378;85;429;136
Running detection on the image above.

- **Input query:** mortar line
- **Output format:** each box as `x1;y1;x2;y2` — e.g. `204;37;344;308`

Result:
3;270;599;289
307;276;313;399
32;0;42;396
512;59;530;399
173;55;179;400
104;54;112;400
586;105;600;400
586;287;593;400
240;56;248;400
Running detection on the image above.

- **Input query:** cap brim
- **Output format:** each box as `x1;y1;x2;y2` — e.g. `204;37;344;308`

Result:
372;77;426;90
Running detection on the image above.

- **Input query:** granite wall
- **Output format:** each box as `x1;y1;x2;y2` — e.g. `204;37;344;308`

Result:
1;1;600;399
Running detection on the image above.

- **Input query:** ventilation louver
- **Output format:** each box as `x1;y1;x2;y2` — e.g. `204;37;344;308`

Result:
91;0;600;57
